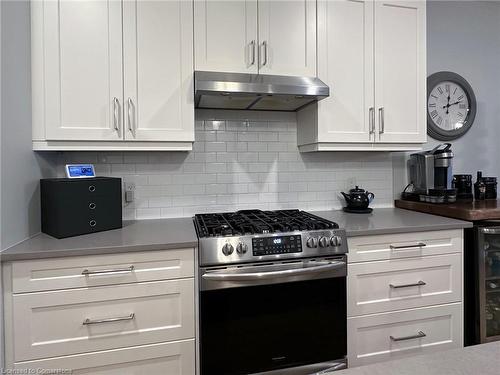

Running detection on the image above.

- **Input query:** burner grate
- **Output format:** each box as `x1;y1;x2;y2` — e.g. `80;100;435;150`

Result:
193;209;338;238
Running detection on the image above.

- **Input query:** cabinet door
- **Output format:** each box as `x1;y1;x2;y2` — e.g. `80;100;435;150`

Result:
374;0;426;143
123;0;194;142
42;0;123;141
194;0;258;73
316;0;374;143
258;0;316;77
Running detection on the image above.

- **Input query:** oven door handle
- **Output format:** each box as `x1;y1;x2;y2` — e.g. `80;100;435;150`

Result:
202;261;345;281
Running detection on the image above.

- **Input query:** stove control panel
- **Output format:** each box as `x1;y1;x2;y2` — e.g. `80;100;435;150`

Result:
252;235;303;256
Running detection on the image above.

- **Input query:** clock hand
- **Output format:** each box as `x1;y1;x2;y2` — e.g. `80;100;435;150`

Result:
442;101;462;109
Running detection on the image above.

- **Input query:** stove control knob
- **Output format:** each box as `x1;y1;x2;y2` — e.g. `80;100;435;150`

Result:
236;242;248;254
306;237;318;248
330;236;342;247
318;236;329;248
222;243;234;256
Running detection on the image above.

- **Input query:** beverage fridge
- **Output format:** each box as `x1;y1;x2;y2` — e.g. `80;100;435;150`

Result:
465;223;500;345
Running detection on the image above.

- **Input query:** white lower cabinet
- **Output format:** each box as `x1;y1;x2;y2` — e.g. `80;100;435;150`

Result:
3;248;196;374
348;303;462;367
347;230;464;367
14;339;195;375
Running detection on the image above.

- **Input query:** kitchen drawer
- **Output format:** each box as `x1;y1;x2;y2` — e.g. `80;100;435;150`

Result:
13;279;195;361
347;303;462;367
11;248;194;293
14;339;195;375
348;253;462;316
347;229;463;263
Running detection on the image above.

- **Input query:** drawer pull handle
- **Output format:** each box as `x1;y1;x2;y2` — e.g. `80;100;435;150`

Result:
389;242;426;250
82;265;135;276
89;202;96;210
89;220;97;227
390;280;426;289
390;330;426;342
89;185;96;192
83;313;135;326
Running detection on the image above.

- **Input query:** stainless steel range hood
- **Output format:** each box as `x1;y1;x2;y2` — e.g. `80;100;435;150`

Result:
194;71;329;112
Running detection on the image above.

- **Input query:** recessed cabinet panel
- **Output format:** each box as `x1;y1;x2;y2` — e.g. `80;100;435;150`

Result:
123;0;194;142
258;0;316;77
316;0;374;143
43;0;123;141
374;0;426;143
14;339;195;375
194;0;258;73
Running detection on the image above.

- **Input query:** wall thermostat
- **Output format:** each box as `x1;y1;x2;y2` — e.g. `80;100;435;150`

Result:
65;164;96;178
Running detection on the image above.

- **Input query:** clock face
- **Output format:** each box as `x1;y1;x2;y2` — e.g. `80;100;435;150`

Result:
427;81;470;131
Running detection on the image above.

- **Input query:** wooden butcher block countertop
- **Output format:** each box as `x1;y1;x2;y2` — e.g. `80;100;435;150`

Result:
395;199;500;221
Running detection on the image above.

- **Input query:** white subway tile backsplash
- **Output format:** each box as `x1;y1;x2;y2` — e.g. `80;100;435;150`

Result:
56;115;394;219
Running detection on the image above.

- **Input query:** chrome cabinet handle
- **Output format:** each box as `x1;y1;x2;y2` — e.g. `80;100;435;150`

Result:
82;265;135;276
379;107;385;134
113;97;120;132
83;313;135;326
127;97;135;137
202;261;345;281
369;107;375;134
250;40;256;65
261;41;268;66
390;242;426;250
390;280;426;289
390;331;426;342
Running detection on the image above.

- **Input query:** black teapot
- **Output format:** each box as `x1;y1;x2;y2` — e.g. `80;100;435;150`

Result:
341;186;375;211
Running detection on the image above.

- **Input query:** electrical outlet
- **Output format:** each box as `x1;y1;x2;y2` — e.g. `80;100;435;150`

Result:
124;182;136;203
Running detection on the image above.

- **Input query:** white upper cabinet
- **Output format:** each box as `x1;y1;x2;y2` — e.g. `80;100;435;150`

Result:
374;0;426;143
297;0;426;152
123;0;194;142
31;0;194;151
258;0;316;77
194;0;258;74
40;0;123;141
315;0;374;143
194;0;315;77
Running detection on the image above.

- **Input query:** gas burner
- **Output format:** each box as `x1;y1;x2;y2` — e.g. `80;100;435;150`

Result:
194;209;338;238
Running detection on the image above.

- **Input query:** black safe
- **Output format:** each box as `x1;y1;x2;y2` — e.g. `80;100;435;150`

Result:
41;177;122;239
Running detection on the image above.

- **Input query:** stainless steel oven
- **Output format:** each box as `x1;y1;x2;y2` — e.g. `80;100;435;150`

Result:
199;255;347;375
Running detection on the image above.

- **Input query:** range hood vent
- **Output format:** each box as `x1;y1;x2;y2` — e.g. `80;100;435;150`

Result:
194;71;330;112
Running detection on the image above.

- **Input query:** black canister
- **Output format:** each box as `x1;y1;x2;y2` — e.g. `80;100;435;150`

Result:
453;174;473;200
483;177;498;199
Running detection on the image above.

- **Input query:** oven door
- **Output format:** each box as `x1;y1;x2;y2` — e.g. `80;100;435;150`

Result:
199;257;347;375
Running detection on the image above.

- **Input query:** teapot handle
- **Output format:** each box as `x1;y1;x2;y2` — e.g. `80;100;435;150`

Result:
367;192;375;203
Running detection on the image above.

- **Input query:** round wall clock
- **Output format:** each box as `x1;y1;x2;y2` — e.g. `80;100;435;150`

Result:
427;71;477;141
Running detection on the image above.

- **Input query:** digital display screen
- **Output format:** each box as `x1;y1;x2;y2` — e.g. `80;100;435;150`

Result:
66;164;96;178
253;235;302;256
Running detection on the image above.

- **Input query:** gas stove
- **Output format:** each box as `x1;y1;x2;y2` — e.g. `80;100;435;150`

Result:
194;209;348;266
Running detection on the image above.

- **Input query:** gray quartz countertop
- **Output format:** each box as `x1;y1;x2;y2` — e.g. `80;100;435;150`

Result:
0;217;198;261
313;207;471;237
0;208;471;261
330;341;500;375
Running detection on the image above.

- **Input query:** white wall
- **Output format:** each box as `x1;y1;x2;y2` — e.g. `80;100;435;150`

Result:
56;110;395;219
1;0;56;251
